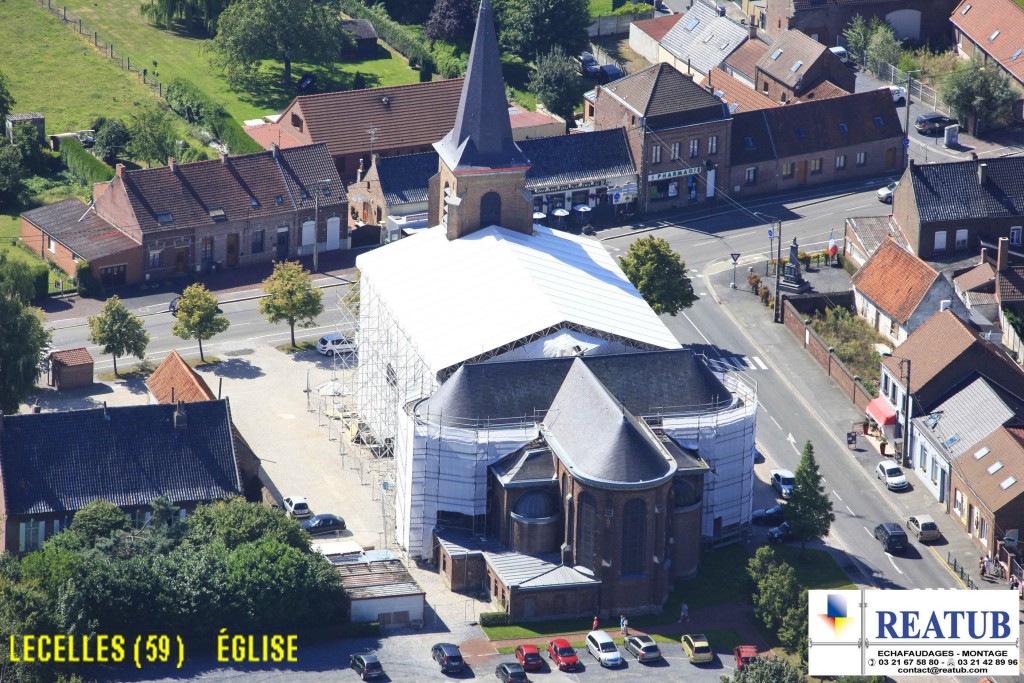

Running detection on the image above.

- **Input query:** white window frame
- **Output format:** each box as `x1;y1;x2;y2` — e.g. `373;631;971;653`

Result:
47;237;55;254
856;152;867;166
934;230;947;252
955;229;968;249
835;154;846;170
670;142;680;161
810;158;822;174
744;167;757;184
708;136;718;154
689;139;699;158
148;250;161;268
650;145;661;164
782;162;794;178
1011;226;1022;246
19;519;44;552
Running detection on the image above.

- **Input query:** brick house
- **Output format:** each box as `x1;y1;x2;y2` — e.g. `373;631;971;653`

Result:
593;62;733;214
0;400;242;553
754;29;853;104
92;144;347;281
21;197;142;287
764;0;959;47
951;0;1024;122
729;89;902;196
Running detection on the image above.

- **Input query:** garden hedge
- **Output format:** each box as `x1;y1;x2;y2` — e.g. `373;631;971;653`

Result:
479;611;509;627
59;138;115;185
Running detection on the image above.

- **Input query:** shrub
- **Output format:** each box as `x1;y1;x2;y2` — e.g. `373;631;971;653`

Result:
215;115;264;155
338;0;431;68
30;261;49;301
610;2;653;16
165;79;224;128
76;259;101;298
479;611;509;627
59;138;115;186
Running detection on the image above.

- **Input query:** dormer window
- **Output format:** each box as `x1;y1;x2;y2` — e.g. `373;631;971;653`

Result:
838;122;848;135
743;137;755;150
208;207;226;222
156;212;174;225
275;195;284;206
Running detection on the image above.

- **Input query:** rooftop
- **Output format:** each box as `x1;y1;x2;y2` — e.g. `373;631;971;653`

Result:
632;13;683;42
50;348;93;367
845;215;909;256
21;197;139;261
723;38;772;80
755;29;830;89
908;157;1024;223
600;62;728;127
146;350;217;404
659;0;750;75
952;426;1024;512
852;238;939;324
951;0;1024;85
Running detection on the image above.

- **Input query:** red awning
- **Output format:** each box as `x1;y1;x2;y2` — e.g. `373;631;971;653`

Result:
866;397;897;426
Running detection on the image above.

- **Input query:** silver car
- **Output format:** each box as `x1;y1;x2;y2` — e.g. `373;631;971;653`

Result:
877;181;898;203
907;514;940;542
624;635;662;662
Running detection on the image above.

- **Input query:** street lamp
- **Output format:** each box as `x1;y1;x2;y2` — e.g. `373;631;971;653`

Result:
882;353;912;468
312;178;332;273
753;211;783;323
902;69;923;172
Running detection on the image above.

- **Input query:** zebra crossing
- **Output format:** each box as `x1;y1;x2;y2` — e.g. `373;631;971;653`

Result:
706;355;769;373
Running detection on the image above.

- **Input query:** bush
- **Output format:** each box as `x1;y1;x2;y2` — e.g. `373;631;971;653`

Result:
165;79;224;128
610;2;653;16
215;114;264;155
338;0;431;67
76;259;102;298
479;611;509;627
30;261;49;301
60;137;115;185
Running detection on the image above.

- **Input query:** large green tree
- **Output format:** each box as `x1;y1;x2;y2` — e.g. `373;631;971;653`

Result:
0;254;51;414
618;236;696;316
87;295;150;376
141;0;230;34
0;140;24;201
842;14;880;63
752;556;798;633
94;117;131;164
865;22;901;69
259;260;324;347
184;497;309;551
171;282;229;362
718;655;804;683
494;0;590;61
778;589;809;662
787;440;835;557
941;56;1018;135
529;46;579;126
0;577;55;683
209;0;353;86
127;107;177;167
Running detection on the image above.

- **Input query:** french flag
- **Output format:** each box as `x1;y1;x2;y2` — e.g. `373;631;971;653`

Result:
828;231;838;258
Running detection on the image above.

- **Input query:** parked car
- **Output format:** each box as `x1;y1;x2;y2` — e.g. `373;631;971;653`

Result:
877;180;898;203
771;469;795;498
681;633;713;664
575;52;601;78
879;85;907;105
316;332;356;356
752;503;786;525
349;653;384;680
733;645;757;671
598;64;625;84
432;642;466;674
514;644;543;672
282;495;312;518
915;112;958;136
624;634;662;662
169;296;180;315
876;459;909;490
767;521;794;543
875;522;909;554
906;514;940;542
585;630;622;667
300;513;346;536
829;46;849;63
495;662;529;683
547;638;579;671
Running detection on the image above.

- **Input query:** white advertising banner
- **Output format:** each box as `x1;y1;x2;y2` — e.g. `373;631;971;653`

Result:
808;589;1019;677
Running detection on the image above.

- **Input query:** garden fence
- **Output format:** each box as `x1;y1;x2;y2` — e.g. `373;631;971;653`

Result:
854;50;952;118
38;0;165;100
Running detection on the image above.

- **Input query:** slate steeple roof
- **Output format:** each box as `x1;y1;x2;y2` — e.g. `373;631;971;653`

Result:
434;0;530;173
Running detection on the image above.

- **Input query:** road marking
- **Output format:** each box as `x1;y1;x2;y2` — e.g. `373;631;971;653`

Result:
832;490;842;501
846;505;856;517
770;415;782;430
864;526;874;539
787;433;798;453
681;311;715;348
888;555;904;575
739;355;753;369
752;356;767;369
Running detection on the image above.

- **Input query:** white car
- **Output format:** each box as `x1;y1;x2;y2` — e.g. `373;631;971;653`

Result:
877;181;898;203
282;495;313;518
316;332;356;356
585;630;623;667
876;460;909;491
880;85;907;105
770;469;795;498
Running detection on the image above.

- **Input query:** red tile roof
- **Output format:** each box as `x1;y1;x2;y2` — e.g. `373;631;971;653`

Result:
997;266;1024;301
632;13;683;42
707;68;779;112
954;261;996;292
953;426;1024;513
242;122;306;150
51;348;93;367
852;238;938;324
793;79;849;102
146;350;216;404
951;0;1024;85
724;39;771;80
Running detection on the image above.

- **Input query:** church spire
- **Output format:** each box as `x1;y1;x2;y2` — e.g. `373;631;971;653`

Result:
434;0;530;173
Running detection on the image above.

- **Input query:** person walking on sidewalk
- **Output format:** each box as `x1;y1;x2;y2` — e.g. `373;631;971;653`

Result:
679;603;689;623
592;616;599;632
985;555;993;579
979;557;987;578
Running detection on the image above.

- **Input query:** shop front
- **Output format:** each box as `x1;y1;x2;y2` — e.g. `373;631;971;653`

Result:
647;167;702;209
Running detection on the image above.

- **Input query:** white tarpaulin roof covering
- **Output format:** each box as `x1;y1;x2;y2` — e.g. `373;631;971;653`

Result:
357;224;680;373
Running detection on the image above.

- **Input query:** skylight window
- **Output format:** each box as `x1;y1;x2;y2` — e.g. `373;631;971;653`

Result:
208;207;226;222
925;413;942;427
771;48;783;60
703;33;714;44
719;40;730;50
791;60;804;72
794;127;805;139
990;30;1000;43
322;187;331;197
838;122;849;134
714;90;725;98
988;461;1004;475
961;3;971;14
943;434;961;448
251;197;260;208
1001;476;1017;490
743;136;755;149
300;190;310;201
686;18;700;31
275;195;284;206
729;103;739;113
156;212;174;225
974;446;991;459
1014;48;1023;61
874;116;885;128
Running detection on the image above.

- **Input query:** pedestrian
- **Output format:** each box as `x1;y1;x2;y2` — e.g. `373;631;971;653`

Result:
985;556;993;578
623;616;629;636
679;603;689;623
979;557;986;577
592;616;599;632
619;615;626;635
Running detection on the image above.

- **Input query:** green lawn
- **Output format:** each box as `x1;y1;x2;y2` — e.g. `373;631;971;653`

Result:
1;0;163;133
770;546;858;591
590;0;614;16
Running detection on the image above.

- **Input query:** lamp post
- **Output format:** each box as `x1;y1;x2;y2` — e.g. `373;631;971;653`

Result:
752;211;778;279
902;69;923;171
312;178;332;273
753;211;784;323
883;353;913;467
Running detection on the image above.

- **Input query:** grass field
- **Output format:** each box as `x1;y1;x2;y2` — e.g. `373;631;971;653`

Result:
590;0;614;16
1;0;164;133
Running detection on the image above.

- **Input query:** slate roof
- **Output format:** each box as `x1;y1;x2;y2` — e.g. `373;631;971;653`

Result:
491;447;557;486
723;39;772;81
99;143;345;235
954;262;996;293
852;238;939;324
50;348;92;367
660;1;750;75
951;0;1024;86
756;29;829;89
21;198;139;260
0;401;241;516
913;376;1020;461
846;215;908;256
707;67;779;113
599;62;729;127
146;350;216;404
909;157;1024;224
418;349;732;424
541;359;677;488
632;13;683;42
434;0;529;173
882;310;1024;411
953;426;1024;513
341;18;377;41
376;152;437;205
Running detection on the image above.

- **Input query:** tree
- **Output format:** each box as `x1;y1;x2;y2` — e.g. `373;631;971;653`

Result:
618;236;696;315
0;70;14;123
209;0;353;86
718;655;804;683
12;121;45;175
494;0;590;61
127;107;177;166
0;254;50;413
786;440;835;557
87;295;150;376
865;22;901;69
941;56;1018;135
184;497;308;551
68;499;132;546
529;46;578;125
425;0;478;43
258;261;324;347
0;577;56;683
752;559;798;632
0;140;24;200
171;282;229;362
94;118;131;164
842;14;876;63
778;589;809;662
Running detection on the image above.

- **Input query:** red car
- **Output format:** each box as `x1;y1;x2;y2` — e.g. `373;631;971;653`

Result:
733;645;758;671
547;638;579;671
515;644;543;672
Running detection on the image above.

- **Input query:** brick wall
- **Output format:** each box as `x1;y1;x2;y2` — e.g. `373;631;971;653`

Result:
507;583;601;622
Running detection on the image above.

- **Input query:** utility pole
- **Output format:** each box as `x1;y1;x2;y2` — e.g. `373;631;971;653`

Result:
903;69;923;171
774;220;783;323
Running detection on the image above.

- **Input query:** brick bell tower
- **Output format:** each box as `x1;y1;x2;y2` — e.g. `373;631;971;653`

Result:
428;0;533;240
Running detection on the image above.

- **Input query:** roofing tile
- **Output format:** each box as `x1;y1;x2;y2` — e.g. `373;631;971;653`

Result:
707;67;780;113
951;0;1024;85
723;38;772;80
846;215;909;256
632;13;683;42
50;348;93;367
952;426;1024;513
0;401;241;515
852;238;939;324
913;376;1019;461
341;18;377;41
997;266;1024;300
146;350;217;404
599;62;728;126
954;262;996;292
793;79;849;102
659;1;750;75
21;198;139;260
909;157;1024;223
756;29;829;89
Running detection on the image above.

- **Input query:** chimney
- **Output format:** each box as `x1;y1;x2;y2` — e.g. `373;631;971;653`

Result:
168;157;177;173
270;142;279;159
561;543;573;566
748;17;757;39
220;150;229;165
909;158;915;168
998;236;1009;272
978;162;988;186
173;401;188;430
115;163;125;178
718;4;726;16
940;299;952;312
102;401;108;420
981;247;988;264
356;157;365;183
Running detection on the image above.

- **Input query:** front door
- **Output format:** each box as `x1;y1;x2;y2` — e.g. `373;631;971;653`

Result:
326;216;341;250
175;249;187;273
797;160;808;183
226;234;239;266
100;264;127;287
276;228;289;259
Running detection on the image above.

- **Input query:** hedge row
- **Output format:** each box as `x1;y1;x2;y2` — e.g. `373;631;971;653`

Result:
216;115;265;155
60;138;115;185
164;78;263;155
479;611;509;627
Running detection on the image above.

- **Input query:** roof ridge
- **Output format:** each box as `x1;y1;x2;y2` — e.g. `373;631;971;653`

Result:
294;77;465;104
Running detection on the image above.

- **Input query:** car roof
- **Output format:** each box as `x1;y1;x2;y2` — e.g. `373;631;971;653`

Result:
287;495;308;503
358;653;379;663
686;633;709;643
631;634;656;643
551;638;572;647
518;643;538;652
735;645;757;654
880;522;905;532
312;513;337;520
503;662;525;670
912;514;935;523
774;469;794;477
919;112;945;119
879;459;900;467
435;642;460;652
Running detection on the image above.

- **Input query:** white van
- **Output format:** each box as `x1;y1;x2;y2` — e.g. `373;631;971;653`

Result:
586;630;623;667
829;46;849;63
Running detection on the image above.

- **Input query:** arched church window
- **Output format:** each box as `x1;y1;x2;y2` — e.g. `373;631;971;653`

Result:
480;191;501;227
577;492;596;570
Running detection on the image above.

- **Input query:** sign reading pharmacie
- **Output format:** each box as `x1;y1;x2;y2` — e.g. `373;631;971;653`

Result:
647;166;702;182
808;589;1019;677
